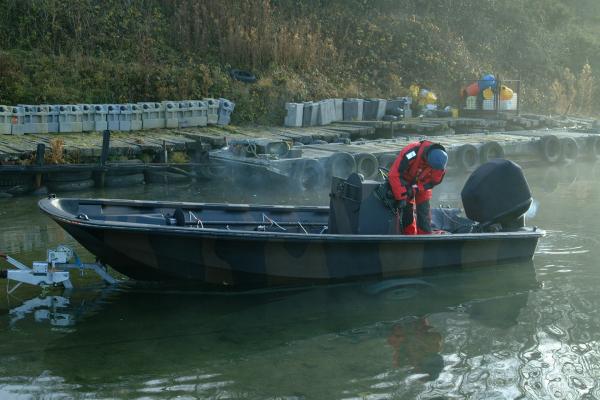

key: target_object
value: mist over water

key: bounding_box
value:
[1,163,600,399]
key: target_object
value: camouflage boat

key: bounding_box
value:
[38,160,543,289]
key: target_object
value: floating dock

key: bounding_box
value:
[0,115,598,195]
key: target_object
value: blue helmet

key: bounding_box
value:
[427,148,448,170]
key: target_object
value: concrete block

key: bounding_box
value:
[302,102,313,127]
[204,98,220,125]
[363,99,387,120]
[0,105,11,134]
[195,100,208,127]
[130,104,142,131]
[107,105,120,131]
[139,102,165,129]
[317,99,335,125]
[284,102,304,127]
[343,98,364,121]
[175,101,190,128]
[58,105,83,133]
[333,98,343,121]
[46,105,60,132]
[79,104,95,131]
[93,104,108,131]
[162,101,178,128]
[178,100,205,127]
[116,104,132,131]
[19,105,50,134]
[217,98,235,126]
[9,106,27,135]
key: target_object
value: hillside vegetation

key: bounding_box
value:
[0,0,598,124]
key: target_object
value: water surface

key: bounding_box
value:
[1,164,600,399]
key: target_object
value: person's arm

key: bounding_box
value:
[416,169,445,192]
[388,154,411,200]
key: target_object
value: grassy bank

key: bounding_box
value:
[0,0,598,124]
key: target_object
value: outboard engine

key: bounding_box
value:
[328,173,396,234]
[461,159,532,231]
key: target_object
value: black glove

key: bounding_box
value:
[395,199,407,209]
[404,184,414,199]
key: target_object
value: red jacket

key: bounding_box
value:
[388,140,446,203]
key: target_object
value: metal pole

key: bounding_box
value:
[35,143,45,188]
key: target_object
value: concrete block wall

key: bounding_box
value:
[0,98,235,134]
[286,96,414,126]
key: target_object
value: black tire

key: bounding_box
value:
[539,135,562,164]
[560,137,579,162]
[195,163,230,180]
[479,141,505,163]
[46,170,93,182]
[48,179,95,192]
[0,173,33,187]
[326,152,356,178]
[377,153,396,170]
[585,136,600,161]
[230,69,257,84]
[456,144,479,171]
[292,159,325,191]
[104,173,145,188]
[354,152,379,180]
[145,171,191,184]
[106,159,145,176]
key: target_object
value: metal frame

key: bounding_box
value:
[1,246,118,294]
[459,76,521,118]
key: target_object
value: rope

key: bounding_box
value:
[298,221,308,235]
[188,211,204,228]
[262,214,286,231]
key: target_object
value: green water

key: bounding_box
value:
[1,163,600,399]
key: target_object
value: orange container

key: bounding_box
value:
[464,81,480,97]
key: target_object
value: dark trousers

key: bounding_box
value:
[401,200,432,234]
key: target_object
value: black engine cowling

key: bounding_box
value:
[461,159,532,231]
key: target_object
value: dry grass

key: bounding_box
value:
[551,64,595,116]
[171,0,337,70]
[170,151,189,164]
[45,138,65,164]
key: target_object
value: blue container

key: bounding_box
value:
[480,74,497,90]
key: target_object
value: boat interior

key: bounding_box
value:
[51,198,476,235]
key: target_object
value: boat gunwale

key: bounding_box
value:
[39,198,545,242]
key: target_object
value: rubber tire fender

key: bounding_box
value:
[292,158,325,191]
[455,144,479,171]
[46,170,93,182]
[0,173,34,187]
[479,141,505,163]
[145,171,191,184]
[354,152,379,180]
[104,173,145,188]
[326,152,356,179]
[376,153,396,170]
[585,136,600,161]
[539,135,562,164]
[230,69,257,84]
[560,137,579,162]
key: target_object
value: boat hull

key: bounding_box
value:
[53,217,541,289]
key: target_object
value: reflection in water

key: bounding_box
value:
[1,262,537,399]
[387,318,443,380]
[2,163,600,398]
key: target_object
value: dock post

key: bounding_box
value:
[99,130,111,187]
[162,140,168,184]
[34,143,45,188]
